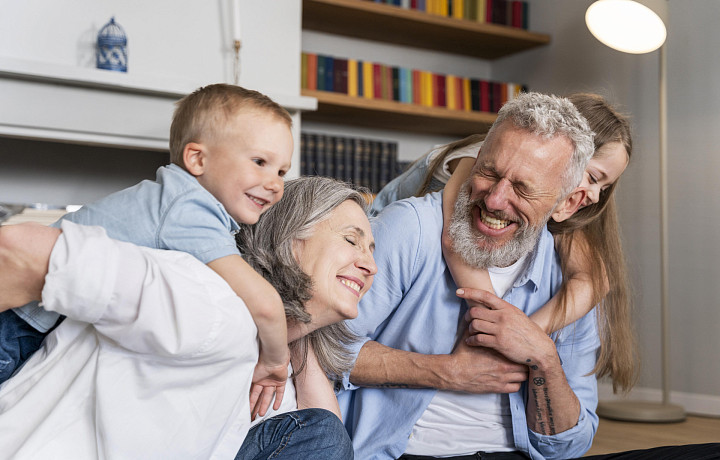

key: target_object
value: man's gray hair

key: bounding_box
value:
[486,92,595,198]
[235,176,368,379]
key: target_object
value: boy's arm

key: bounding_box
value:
[207,255,290,411]
[441,157,494,300]
[530,232,609,333]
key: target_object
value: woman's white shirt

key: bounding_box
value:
[0,222,289,459]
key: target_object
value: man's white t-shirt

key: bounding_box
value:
[404,254,529,456]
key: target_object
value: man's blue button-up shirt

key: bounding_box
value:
[338,192,600,460]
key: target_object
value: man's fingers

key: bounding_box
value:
[456,287,502,309]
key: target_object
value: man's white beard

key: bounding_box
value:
[447,182,548,269]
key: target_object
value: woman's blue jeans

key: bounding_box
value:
[235,408,353,460]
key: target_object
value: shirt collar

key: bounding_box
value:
[511,225,555,293]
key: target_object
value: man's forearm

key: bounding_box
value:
[349,340,450,390]
[525,353,580,435]
[349,339,527,394]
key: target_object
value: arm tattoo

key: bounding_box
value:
[531,380,557,435]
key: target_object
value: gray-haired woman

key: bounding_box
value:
[235,176,377,459]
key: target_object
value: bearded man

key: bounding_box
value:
[337,92,598,460]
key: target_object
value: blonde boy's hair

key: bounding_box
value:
[169,84,293,167]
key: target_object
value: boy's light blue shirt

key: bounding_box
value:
[15,164,241,332]
[338,192,600,460]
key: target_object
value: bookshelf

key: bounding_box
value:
[301,0,550,136]
[302,0,551,60]
[301,89,496,136]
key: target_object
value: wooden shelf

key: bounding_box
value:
[302,0,550,59]
[301,89,497,136]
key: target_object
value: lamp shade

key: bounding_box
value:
[586,0,667,54]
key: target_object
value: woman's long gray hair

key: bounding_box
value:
[235,176,369,379]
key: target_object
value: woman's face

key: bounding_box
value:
[294,200,377,328]
[578,141,629,208]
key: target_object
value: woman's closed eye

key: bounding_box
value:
[344,236,357,246]
[588,173,598,184]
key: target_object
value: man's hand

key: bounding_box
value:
[443,325,528,394]
[0,223,60,311]
[458,288,557,367]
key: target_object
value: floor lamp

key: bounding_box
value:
[585,0,685,422]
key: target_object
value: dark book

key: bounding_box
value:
[369,140,381,193]
[511,1,522,28]
[334,58,348,94]
[300,132,307,175]
[392,66,400,101]
[388,142,398,184]
[373,63,383,100]
[437,73,447,108]
[306,133,318,175]
[357,59,364,97]
[492,0,507,25]
[493,81,502,112]
[470,78,480,111]
[522,1,528,29]
[324,56,335,92]
[316,134,327,176]
[486,0,494,23]
[316,55,326,91]
[343,137,353,182]
[379,141,391,190]
[487,81,495,113]
[480,80,490,112]
[332,136,344,180]
[360,138,372,189]
[353,138,364,186]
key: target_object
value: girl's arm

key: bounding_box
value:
[530,232,608,333]
[441,157,494,302]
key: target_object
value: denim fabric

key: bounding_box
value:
[0,310,49,383]
[580,443,720,460]
[236,408,353,460]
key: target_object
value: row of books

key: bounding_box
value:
[302,52,527,113]
[300,132,405,194]
[364,0,530,29]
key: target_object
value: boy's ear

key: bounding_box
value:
[183,143,206,177]
[552,189,587,222]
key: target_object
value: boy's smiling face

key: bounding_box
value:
[188,109,293,225]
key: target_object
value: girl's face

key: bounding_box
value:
[578,141,629,208]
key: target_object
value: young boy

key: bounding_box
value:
[1,84,293,409]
